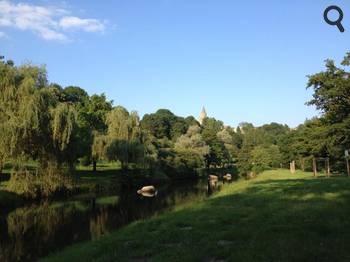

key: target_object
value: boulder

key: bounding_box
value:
[137,185,156,195]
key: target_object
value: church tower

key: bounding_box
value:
[199,107,207,125]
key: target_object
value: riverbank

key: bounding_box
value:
[0,164,121,211]
[42,169,350,262]
[1,178,213,262]
[0,162,237,208]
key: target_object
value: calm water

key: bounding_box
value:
[0,179,226,262]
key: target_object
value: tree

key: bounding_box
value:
[236,122,288,174]
[82,94,113,133]
[251,145,281,173]
[185,116,200,127]
[201,118,230,168]
[174,125,210,174]
[50,102,79,169]
[91,133,107,172]
[217,128,239,164]
[2,65,53,164]
[0,60,80,197]
[174,125,210,171]
[0,59,17,174]
[141,109,189,140]
[260,123,290,145]
[79,94,113,169]
[63,86,88,104]
[306,53,350,171]
[105,107,143,169]
[279,118,329,171]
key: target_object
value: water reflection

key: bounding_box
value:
[0,179,224,262]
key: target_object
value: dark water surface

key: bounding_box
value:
[0,179,225,262]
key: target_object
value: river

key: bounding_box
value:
[0,179,227,262]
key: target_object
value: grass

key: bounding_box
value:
[41,169,350,262]
[75,162,121,192]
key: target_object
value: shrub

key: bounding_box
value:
[6,164,75,199]
[7,169,39,198]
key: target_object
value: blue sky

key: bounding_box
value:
[1,0,350,127]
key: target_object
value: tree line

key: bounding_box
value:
[1,53,350,197]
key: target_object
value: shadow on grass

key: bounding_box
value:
[43,176,350,262]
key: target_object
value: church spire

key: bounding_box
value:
[199,107,207,125]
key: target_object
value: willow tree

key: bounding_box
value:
[105,106,144,169]
[106,106,141,140]
[63,90,113,168]
[0,59,79,197]
[0,61,50,173]
[0,61,49,162]
[0,123,8,174]
[0,59,20,173]
[91,133,108,172]
[6,63,78,168]
[50,103,78,170]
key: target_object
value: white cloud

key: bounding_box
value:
[0,1,107,41]
[59,16,105,32]
[39,27,66,41]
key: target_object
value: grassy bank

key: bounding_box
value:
[0,162,170,211]
[42,170,350,262]
[75,163,121,192]
[0,163,120,211]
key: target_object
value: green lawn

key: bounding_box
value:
[41,170,350,262]
[75,162,121,192]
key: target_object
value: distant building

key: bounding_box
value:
[199,107,207,125]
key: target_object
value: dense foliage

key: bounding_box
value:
[278,53,350,172]
[1,52,350,198]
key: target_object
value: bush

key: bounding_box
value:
[6,164,75,199]
[39,165,75,198]
[7,169,38,198]
[252,165,269,175]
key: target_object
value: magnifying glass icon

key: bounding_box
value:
[324,5,345,32]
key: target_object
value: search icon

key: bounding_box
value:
[324,5,345,32]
